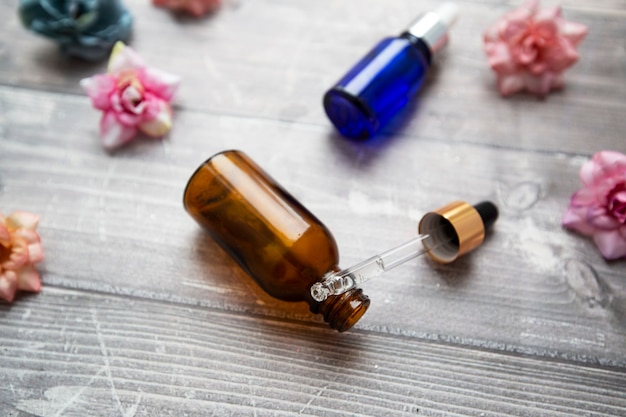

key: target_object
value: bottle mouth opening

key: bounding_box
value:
[311,288,371,332]
[338,294,370,332]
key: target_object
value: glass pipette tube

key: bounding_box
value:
[310,233,443,302]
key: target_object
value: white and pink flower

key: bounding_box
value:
[563,151,626,260]
[0,211,44,302]
[152,0,221,17]
[80,42,180,150]
[483,0,588,96]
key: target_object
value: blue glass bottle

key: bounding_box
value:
[324,4,458,140]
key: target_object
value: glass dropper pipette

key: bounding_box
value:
[311,233,442,302]
[310,201,499,302]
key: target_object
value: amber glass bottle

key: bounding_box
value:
[183,150,370,332]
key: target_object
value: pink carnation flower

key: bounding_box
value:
[563,151,626,260]
[152,0,221,17]
[483,0,588,96]
[0,211,44,302]
[80,42,181,150]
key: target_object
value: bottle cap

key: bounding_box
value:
[406,3,459,54]
[418,201,498,263]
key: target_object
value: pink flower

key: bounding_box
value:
[483,0,588,96]
[152,0,221,17]
[0,211,44,302]
[563,151,626,260]
[80,42,181,150]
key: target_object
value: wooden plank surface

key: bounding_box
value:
[1,0,625,415]
[1,0,625,154]
[2,85,625,365]
[2,288,626,417]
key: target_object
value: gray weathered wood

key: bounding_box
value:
[1,0,625,415]
[1,0,624,154]
[1,288,625,417]
[2,85,625,366]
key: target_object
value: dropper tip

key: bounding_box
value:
[310,282,330,302]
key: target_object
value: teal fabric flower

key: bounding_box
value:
[19,0,133,61]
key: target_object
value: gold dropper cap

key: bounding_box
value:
[418,201,498,263]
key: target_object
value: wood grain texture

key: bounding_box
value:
[2,85,625,366]
[1,0,625,415]
[2,288,626,417]
[1,0,625,154]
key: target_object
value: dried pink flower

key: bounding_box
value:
[563,151,626,260]
[0,211,44,302]
[152,0,221,17]
[483,0,588,96]
[80,42,181,150]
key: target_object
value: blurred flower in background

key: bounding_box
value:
[152,0,221,17]
[563,151,626,260]
[19,0,133,61]
[80,42,181,149]
[483,0,587,96]
[0,212,44,303]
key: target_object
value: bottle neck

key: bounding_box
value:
[307,288,370,332]
[400,32,432,65]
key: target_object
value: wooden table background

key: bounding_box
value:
[1,0,625,415]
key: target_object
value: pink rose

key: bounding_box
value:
[563,151,626,260]
[483,0,588,96]
[80,42,181,150]
[0,211,44,302]
[152,0,221,17]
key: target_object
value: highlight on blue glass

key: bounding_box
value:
[323,3,459,140]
